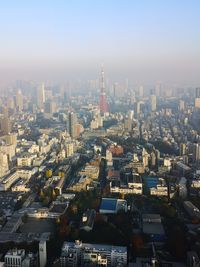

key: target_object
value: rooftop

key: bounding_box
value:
[100,198,127,213]
[100,198,117,211]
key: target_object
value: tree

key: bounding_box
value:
[102,185,110,197]
[132,234,144,251]
[91,198,101,210]
[119,193,125,200]
[56,217,61,224]
[167,225,186,259]
[58,215,71,237]
[40,190,45,199]
[52,189,57,201]
[70,204,78,214]
[94,213,105,223]
[43,196,50,206]
[22,213,28,223]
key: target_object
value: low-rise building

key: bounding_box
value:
[150,178,168,197]
[99,198,127,214]
[176,162,191,176]
[0,169,35,191]
[0,172,19,191]
[110,172,143,195]
[107,170,120,181]
[17,154,36,167]
[11,179,30,192]
[4,249,38,267]
[191,179,200,188]
[1,214,22,233]
[178,177,187,198]
[142,214,165,242]
[79,165,99,180]
[60,240,127,267]
[183,201,200,222]
[80,209,96,232]
[4,249,25,267]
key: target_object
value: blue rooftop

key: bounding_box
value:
[100,198,117,211]
[145,177,159,189]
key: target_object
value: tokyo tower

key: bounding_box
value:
[99,66,109,113]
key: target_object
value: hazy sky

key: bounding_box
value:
[0,0,200,86]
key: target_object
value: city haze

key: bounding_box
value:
[0,0,200,86]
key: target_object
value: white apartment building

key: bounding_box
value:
[60,240,127,267]
[150,178,168,196]
[4,249,25,267]
[66,143,74,157]
[17,154,36,167]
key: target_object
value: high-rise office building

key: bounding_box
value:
[113,82,117,98]
[0,116,11,135]
[128,110,134,120]
[194,87,200,108]
[155,82,161,97]
[139,85,144,98]
[15,90,23,111]
[124,118,132,131]
[7,97,15,110]
[195,98,200,109]
[2,106,9,117]
[196,88,200,98]
[44,100,56,114]
[150,95,157,112]
[192,143,200,162]
[179,100,185,111]
[180,143,187,156]
[66,143,74,157]
[68,112,77,139]
[5,133,17,146]
[36,83,45,109]
[134,101,141,117]
[76,123,84,137]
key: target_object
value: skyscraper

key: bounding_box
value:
[15,90,23,111]
[0,116,11,135]
[179,100,185,111]
[192,143,200,162]
[195,88,200,109]
[150,95,157,112]
[139,85,144,98]
[5,133,17,146]
[45,100,56,114]
[196,88,200,98]
[195,98,200,109]
[68,112,77,139]
[36,83,45,109]
[180,143,187,156]
[99,67,109,113]
[155,82,161,97]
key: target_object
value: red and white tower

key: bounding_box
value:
[99,66,109,113]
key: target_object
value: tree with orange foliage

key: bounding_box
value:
[58,215,71,237]
[132,234,144,251]
[119,193,125,200]
[102,184,110,197]
[70,204,78,214]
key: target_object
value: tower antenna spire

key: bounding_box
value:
[99,65,108,113]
